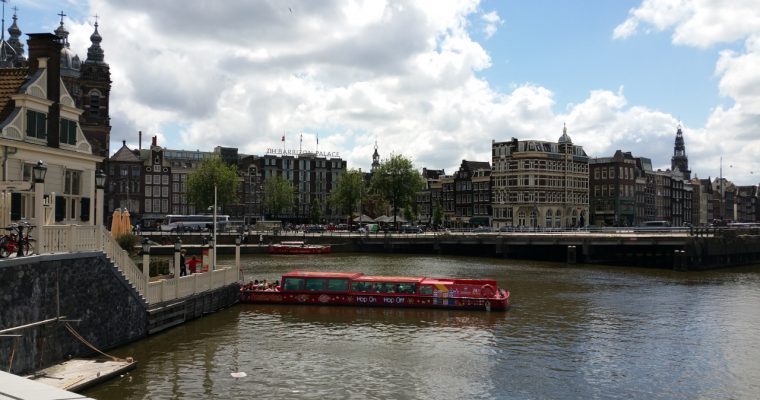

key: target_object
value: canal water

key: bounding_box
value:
[85,254,760,399]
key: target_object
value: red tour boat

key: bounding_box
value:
[267,241,332,254]
[240,271,510,311]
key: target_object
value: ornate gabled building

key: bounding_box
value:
[491,125,589,228]
[0,32,102,228]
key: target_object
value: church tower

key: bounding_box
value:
[371,140,380,172]
[671,124,690,179]
[79,19,112,159]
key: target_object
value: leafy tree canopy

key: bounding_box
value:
[264,175,294,217]
[328,169,366,220]
[186,156,239,211]
[369,154,425,223]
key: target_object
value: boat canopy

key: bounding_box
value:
[353,275,425,283]
[282,271,364,279]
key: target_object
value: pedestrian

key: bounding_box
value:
[179,249,187,276]
[188,255,200,274]
[259,234,263,246]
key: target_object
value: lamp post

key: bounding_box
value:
[32,161,47,255]
[235,235,241,280]
[174,237,182,299]
[95,169,106,227]
[142,237,151,290]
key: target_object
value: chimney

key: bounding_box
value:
[139,130,142,150]
[27,33,63,149]
[152,136,157,147]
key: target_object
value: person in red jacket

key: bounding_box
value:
[187,255,201,274]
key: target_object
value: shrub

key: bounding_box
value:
[116,233,140,255]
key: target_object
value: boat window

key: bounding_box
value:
[326,279,348,292]
[282,278,304,291]
[419,285,433,295]
[305,278,326,291]
[351,282,369,293]
[397,283,416,294]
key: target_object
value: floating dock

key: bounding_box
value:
[25,358,137,393]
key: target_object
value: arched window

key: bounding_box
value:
[545,209,553,227]
[88,89,102,117]
[555,209,562,228]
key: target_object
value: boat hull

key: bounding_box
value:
[267,244,332,254]
[240,290,510,311]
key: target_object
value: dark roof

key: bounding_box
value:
[0,67,28,117]
[461,160,490,171]
[110,141,141,162]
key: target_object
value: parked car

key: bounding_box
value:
[472,226,492,233]
[400,225,423,233]
[305,224,326,233]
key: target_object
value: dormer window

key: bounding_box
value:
[60,119,77,145]
[26,110,47,140]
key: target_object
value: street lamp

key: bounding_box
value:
[141,237,151,286]
[32,161,47,255]
[95,169,106,227]
[95,169,106,189]
[32,160,47,183]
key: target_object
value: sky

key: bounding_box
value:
[8,0,760,185]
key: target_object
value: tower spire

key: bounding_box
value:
[671,124,690,179]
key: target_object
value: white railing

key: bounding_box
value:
[146,266,237,304]
[37,225,240,305]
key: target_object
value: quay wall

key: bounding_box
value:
[0,253,147,375]
[0,253,240,375]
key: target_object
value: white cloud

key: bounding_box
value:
[613,0,760,184]
[613,0,760,48]
[481,11,503,39]
[49,0,756,185]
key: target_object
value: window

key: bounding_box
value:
[89,92,101,117]
[64,170,81,195]
[60,119,77,145]
[283,278,305,291]
[326,279,348,292]
[305,278,326,291]
[26,110,47,139]
[419,285,433,295]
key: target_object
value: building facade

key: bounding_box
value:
[589,150,637,226]
[1,32,103,228]
[491,125,589,229]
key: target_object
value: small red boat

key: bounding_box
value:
[268,241,332,254]
[240,271,510,311]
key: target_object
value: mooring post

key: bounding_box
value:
[567,245,577,264]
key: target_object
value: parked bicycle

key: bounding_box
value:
[0,222,35,258]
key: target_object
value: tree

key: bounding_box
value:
[264,175,294,218]
[187,156,239,212]
[369,154,425,227]
[433,200,443,227]
[310,198,322,224]
[328,169,366,222]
